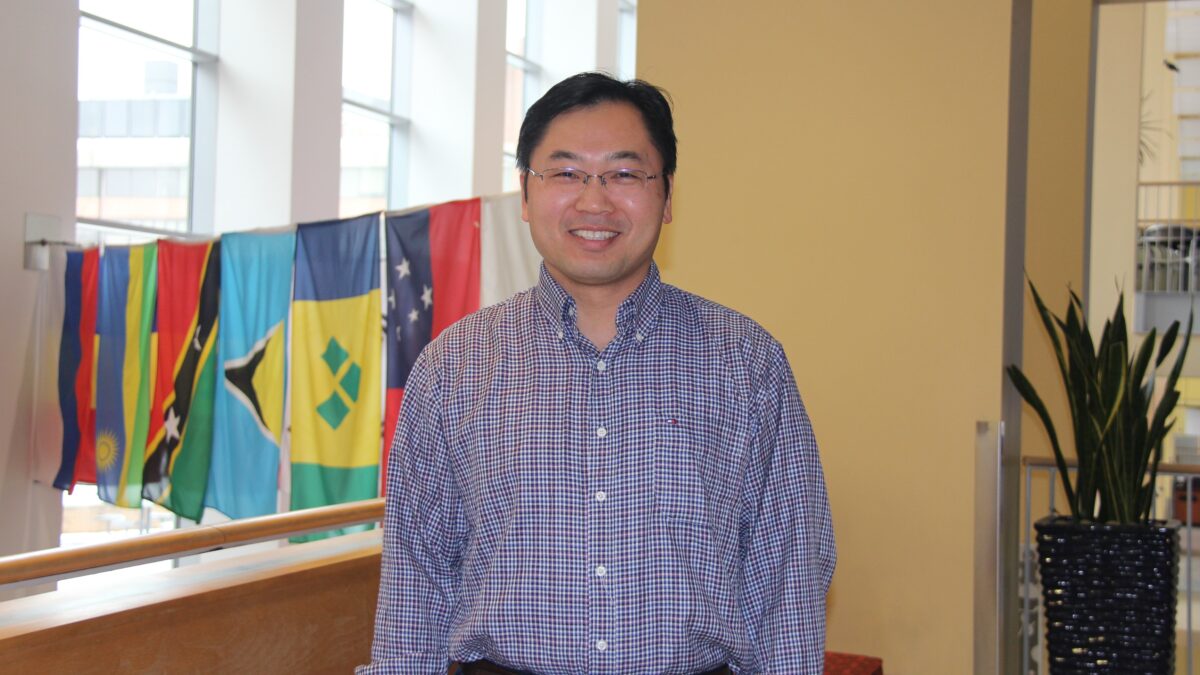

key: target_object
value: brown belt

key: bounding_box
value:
[452,660,731,675]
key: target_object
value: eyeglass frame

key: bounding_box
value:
[525,167,661,191]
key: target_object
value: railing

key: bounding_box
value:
[1021,457,1199,675]
[0,498,384,588]
[1136,181,1200,294]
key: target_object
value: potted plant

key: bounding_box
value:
[1007,281,1191,674]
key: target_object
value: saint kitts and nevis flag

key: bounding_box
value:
[94,244,159,508]
[290,214,382,541]
[143,240,221,521]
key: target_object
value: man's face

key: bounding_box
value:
[521,101,673,300]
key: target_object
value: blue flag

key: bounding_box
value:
[54,250,85,491]
[207,231,295,519]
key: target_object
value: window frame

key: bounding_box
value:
[76,1,218,237]
[339,0,414,214]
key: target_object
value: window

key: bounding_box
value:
[617,0,638,81]
[340,0,413,217]
[76,1,216,235]
[503,0,544,193]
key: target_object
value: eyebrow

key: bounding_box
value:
[546,150,646,164]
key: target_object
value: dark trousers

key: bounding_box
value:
[453,660,731,675]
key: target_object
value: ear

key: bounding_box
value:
[520,172,530,222]
[661,175,673,225]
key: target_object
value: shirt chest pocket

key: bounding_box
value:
[653,415,708,523]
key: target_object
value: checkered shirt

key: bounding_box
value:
[359,263,836,675]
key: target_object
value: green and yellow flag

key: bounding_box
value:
[95,244,158,508]
[290,215,381,541]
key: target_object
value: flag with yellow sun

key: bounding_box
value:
[94,244,158,508]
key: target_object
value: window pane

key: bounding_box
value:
[342,0,395,111]
[618,4,638,81]
[507,0,527,56]
[129,100,157,137]
[503,154,520,193]
[79,100,104,137]
[78,25,192,231]
[340,105,390,217]
[504,63,526,158]
[80,0,195,47]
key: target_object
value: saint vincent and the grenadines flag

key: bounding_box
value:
[207,231,294,520]
[383,193,539,490]
[94,244,158,508]
[54,248,99,492]
[291,214,381,540]
[143,240,220,521]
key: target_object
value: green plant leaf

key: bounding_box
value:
[1007,364,1078,513]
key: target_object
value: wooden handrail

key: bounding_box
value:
[1022,455,1200,476]
[0,498,384,587]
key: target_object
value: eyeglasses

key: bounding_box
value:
[527,167,659,193]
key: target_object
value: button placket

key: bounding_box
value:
[587,342,615,668]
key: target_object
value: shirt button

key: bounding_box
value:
[596,426,607,438]
[557,330,564,340]
[595,490,607,502]
[596,360,606,372]
[595,565,607,577]
[596,640,607,652]
[635,332,644,342]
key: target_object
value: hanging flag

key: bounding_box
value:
[382,193,538,487]
[208,231,295,520]
[94,244,158,508]
[76,248,100,487]
[291,214,382,540]
[383,199,481,487]
[54,248,100,492]
[143,240,220,521]
[480,191,541,307]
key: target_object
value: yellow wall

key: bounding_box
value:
[639,2,1016,671]
[1089,4,1144,342]
[1020,1,1093,529]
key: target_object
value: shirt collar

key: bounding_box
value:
[535,262,664,340]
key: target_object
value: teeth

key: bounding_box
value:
[573,230,617,241]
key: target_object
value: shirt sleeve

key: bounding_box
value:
[357,351,466,675]
[738,343,836,674]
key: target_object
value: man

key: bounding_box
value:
[360,73,835,675]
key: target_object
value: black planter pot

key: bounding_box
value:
[1034,515,1180,674]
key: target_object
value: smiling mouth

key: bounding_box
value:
[571,229,618,241]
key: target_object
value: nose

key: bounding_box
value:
[574,175,614,213]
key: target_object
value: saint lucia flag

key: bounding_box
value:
[144,240,220,521]
[95,244,158,508]
[54,248,99,492]
[383,193,538,489]
[208,231,294,520]
[291,214,381,540]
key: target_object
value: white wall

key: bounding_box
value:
[212,0,342,232]
[0,0,78,598]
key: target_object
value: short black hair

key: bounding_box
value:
[516,72,677,180]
